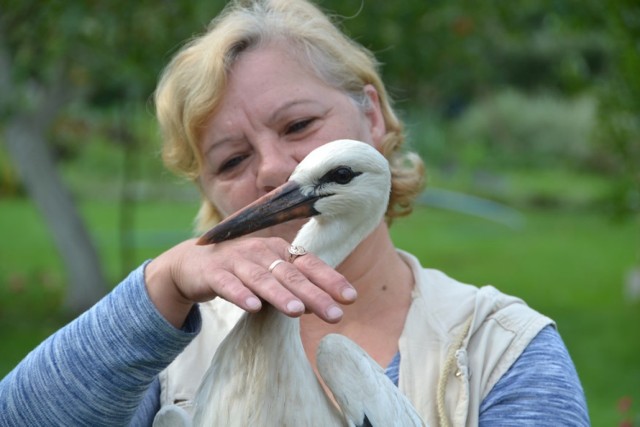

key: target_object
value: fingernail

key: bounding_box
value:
[341,287,357,301]
[246,297,262,310]
[287,300,305,314]
[326,305,344,321]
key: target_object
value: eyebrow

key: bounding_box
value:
[206,135,240,155]
[207,99,322,152]
[267,99,321,124]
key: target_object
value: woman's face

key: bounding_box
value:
[200,42,385,241]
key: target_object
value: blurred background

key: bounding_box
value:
[0,0,638,424]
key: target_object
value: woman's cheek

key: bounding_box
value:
[202,182,230,219]
[209,181,258,219]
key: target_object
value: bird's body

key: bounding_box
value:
[187,140,424,426]
[192,305,342,425]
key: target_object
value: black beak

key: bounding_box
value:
[197,181,322,245]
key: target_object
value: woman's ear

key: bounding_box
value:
[363,84,386,150]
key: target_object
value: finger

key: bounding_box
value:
[205,269,263,313]
[291,254,357,304]
[234,260,307,317]
[269,260,346,323]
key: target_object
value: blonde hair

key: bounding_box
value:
[155,0,425,231]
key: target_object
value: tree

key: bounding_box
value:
[0,1,224,312]
[0,11,107,312]
[595,0,640,218]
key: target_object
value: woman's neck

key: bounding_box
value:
[337,222,414,310]
[300,222,415,367]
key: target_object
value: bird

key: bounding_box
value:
[187,139,424,426]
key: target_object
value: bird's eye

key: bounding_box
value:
[323,166,358,185]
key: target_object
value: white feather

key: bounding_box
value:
[317,334,424,427]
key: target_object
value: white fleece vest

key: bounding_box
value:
[157,250,552,426]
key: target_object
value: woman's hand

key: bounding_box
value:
[144,237,357,328]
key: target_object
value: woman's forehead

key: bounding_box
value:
[207,46,338,125]
[226,41,328,94]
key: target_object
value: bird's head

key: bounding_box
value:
[197,139,390,265]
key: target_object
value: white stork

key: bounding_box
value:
[156,140,424,426]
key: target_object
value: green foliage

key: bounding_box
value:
[405,89,605,173]
[322,0,610,104]
[2,0,637,216]
[0,142,23,196]
[447,90,597,170]
[1,0,227,104]
[592,0,640,217]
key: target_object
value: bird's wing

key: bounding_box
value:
[317,334,426,427]
[153,404,193,427]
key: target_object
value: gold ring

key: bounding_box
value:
[268,259,286,273]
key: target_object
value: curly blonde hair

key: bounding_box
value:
[155,0,425,232]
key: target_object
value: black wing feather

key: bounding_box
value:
[358,414,373,427]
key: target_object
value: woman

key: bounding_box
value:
[0,0,589,425]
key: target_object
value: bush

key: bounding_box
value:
[447,90,597,170]
[0,143,26,197]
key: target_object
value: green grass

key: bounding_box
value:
[1,197,638,425]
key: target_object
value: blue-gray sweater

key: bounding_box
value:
[0,263,590,426]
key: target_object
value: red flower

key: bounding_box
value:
[618,396,633,414]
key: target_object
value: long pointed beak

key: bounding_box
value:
[197,181,322,245]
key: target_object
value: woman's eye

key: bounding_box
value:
[285,118,314,135]
[218,155,247,173]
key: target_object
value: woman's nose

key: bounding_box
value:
[255,142,298,193]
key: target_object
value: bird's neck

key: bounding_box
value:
[294,214,377,268]
[300,222,414,367]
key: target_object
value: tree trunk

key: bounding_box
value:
[4,115,108,312]
[0,26,107,313]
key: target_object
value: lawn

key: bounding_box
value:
[0,196,638,425]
